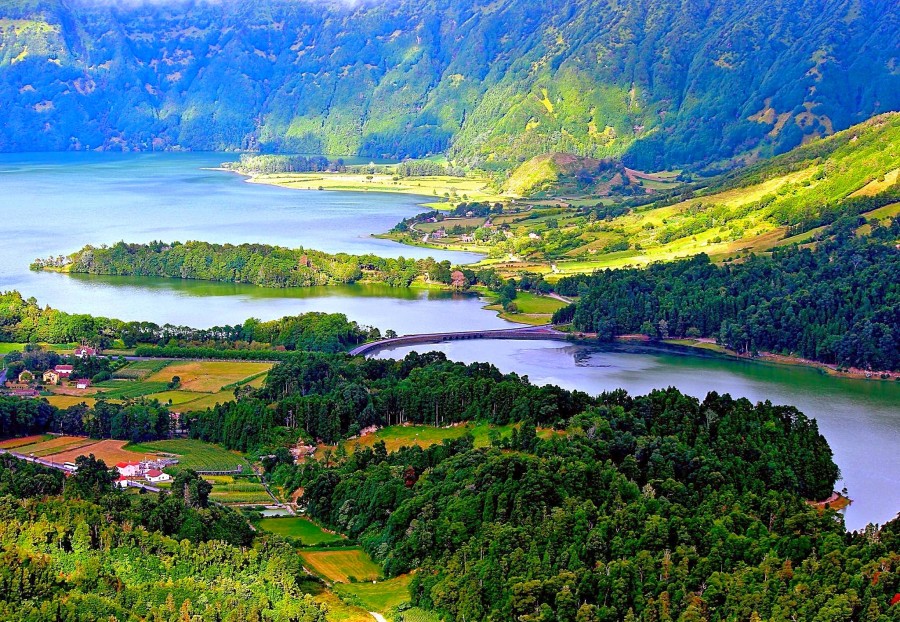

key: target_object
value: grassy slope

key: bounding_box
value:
[492,113,900,277]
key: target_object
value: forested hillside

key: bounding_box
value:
[0,455,327,621]
[553,216,900,371]
[1,0,897,170]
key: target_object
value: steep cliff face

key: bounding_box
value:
[1,0,897,170]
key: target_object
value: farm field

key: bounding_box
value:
[52,439,151,465]
[299,581,374,622]
[0,434,53,449]
[299,547,382,583]
[127,439,247,473]
[0,435,151,464]
[331,422,563,456]
[1,435,96,458]
[145,361,272,392]
[334,574,412,614]
[93,380,170,399]
[43,395,97,409]
[205,474,271,504]
[112,360,170,379]
[256,517,345,545]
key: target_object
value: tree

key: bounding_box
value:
[172,469,212,509]
[67,454,115,501]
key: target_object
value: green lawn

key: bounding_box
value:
[334,574,412,613]
[257,517,345,545]
[127,439,247,472]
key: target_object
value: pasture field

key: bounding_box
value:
[167,392,235,412]
[331,422,563,456]
[299,547,382,583]
[145,361,271,393]
[43,395,97,409]
[127,439,247,472]
[334,574,412,614]
[256,517,345,545]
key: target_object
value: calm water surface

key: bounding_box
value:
[0,152,499,330]
[376,340,900,531]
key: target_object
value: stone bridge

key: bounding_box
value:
[349,324,567,357]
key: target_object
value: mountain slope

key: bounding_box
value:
[0,0,898,170]
[481,113,900,268]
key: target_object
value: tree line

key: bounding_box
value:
[0,290,377,352]
[553,216,900,371]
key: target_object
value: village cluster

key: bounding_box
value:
[112,458,176,488]
[2,345,97,398]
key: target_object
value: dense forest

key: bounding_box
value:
[1,0,897,170]
[184,350,900,621]
[0,290,377,352]
[553,217,900,371]
[0,454,327,621]
[37,241,427,289]
[0,333,898,619]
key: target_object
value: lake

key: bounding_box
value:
[2,152,898,532]
[0,152,506,331]
[375,339,900,531]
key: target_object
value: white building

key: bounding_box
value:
[145,469,171,483]
[115,461,142,477]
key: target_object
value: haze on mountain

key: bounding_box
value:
[1,0,898,172]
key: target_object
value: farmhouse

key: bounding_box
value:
[116,461,142,477]
[75,379,91,390]
[55,365,74,377]
[74,346,96,358]
[43,369,61,384]
[18,370,34,384]
[114,476,130,489]
[145,469,171,483]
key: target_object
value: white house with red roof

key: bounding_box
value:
[55,365,74,377]
[115,461,142,477]
[75,379,91,390]
[114,476,130,489]
[74,346,97,359]
[145,469,171,483]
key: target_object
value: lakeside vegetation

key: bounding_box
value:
[553,216,900,372]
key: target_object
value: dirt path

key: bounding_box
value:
[369,613,387,622]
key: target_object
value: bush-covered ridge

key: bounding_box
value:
[1,0,897,171]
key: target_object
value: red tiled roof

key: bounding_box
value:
[115,461,140,468]
[55,365,73,371]
[146,469,163,477]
